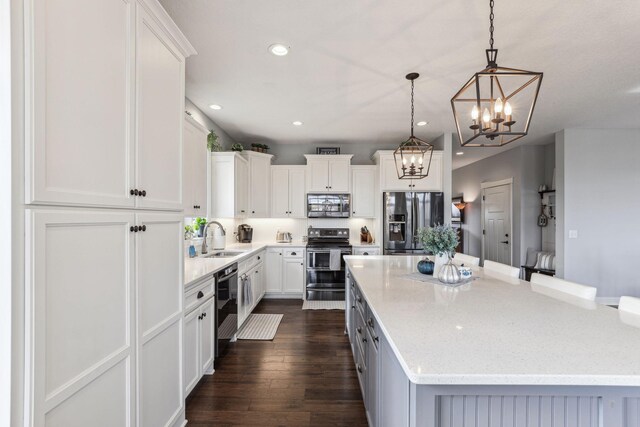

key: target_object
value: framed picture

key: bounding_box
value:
[316,147,340,155]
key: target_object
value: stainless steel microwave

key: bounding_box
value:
[307,193,351,218]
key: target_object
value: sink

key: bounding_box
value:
[200,250,246,259]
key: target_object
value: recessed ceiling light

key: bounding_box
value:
[268,44,289,56]
[209,104,223,110]
[416,121,427,126]
[292,121,303,126]
[456,151,464,156]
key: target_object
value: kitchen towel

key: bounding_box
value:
[329,249,342,271]
[243,275,253,307]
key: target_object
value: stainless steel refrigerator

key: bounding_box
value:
[383,192,444,255]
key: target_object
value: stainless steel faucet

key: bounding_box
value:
[201,221,225,254]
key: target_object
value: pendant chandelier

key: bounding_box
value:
[451,0,543,147]
[394,73,434,180]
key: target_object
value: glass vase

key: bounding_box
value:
[437,254,462,285]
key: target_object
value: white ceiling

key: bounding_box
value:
[160,0,640,168]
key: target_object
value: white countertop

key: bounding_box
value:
[184,241,307,287]
[345,255,640,386]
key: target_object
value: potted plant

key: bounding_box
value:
[207,130,222,152]
[192,217,208,237]
[184,224,194,240]
[417,224,461,284]
[262,144,270,153]
[251,143,259,152]
[231,143,244,152]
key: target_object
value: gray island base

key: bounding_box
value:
[344,255,640,427]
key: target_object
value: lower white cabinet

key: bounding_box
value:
[26,209,184,427]
[353,247,380,256]
[265,247,305,296]
[238,251,266,327]
[183,292,214,396]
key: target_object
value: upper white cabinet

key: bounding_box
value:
[374,151,443,192]
[270,166,306,218]
[25,0,195,211]
[351,166,376,218]
[241,151,273,218]
[305,155,352,193]
[183,115,208,217]
[209,152,249,218]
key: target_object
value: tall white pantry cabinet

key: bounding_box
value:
[23,0,195,426]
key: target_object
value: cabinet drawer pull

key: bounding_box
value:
[356,364,362,373]
[202,312,206,318]
[351,305,355,309]
[374,336,379,342]
[357,296,362,303]
[362,337,367,343]
[197,291,204,299]
[356,327,362,334]
[198,315,202,320]
[291,252,297,256]
[367,318,374,327]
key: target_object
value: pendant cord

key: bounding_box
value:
[489,0,495,49]
[410,79,415,137]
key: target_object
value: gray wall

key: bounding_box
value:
[557,129,640,300]
[452,145,546,267]
[184,98,237,149]
[544,141,555,188]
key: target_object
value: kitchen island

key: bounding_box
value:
[344,255,640,427]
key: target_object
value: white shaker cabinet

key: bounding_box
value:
[283,256,305,294]
[26,210,136,427]
[242,151,273,217]
[304,155,353,193]
[136,212,184,427]
[266,248,284,293]
[209,152,249,218]
[25,0,194,211]
[374,151,443,192]
[182,115,209,217]
[26,209,184,427]
[270,166,307,218]
[351,166,376,218]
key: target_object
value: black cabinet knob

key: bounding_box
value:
[356,327,362,334]
[203,312,206,318]
[374,336,379,342]
[197,291,204,299]
[132,226,139,232]
[291,252,297,256]
[198,315,202,320]
[140,190,146,197]
[130,226,135,232]
[362,337,367,343]
[141,225,146,232]
[363,252,369,255]
[257,256,261,260]
[252,211,255,214]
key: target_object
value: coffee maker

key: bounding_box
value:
[236,224,253,243]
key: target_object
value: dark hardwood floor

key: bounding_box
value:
[185,299,368,427]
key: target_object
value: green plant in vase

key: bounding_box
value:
[231,143,244,152]
[417,225,461,284]
[192,217,208,237]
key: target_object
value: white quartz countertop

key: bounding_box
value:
[345,255,640,386]
[184,241,306,287]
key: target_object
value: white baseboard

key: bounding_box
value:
[596,297,620,306]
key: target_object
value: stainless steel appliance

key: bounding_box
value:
[214,263,238,362]
[383,192,444,255]
[276,230,292,243]
[306,227,352,300]
[236,224,253,243]
[307,193,351,218]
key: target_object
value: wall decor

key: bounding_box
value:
[316,147,340,155]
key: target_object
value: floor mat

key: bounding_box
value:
[237,313,284,340]
[302,300,345,310]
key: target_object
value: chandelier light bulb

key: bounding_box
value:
[418,156,423,165]
[482,108,491,123]
[504,101,512,116]
[402,157,407,165]
[471,105,479,120]
[495,98,503,113]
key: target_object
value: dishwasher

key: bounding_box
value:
[214,263,238,361]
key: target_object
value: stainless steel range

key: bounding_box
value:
[305,227,352,301]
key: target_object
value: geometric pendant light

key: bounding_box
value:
[394,73,434,179]
[451,0,543,147]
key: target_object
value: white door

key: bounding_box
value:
[351,167,376,218]
[283,258,305,294]
[288,168,307,218]
[27,209,135,427]
[483,183,512,265]
[199,298,215,373]
[307,159,329,192]
[328,159,350,192]
[183,308,200,395]
[248,156,271,217]
[235,156,249,217]
[271,168,290,217]
[183,116,208,217]
[27,0,134,208]
[266,249,283,292]
[135,6,184,211]
[136,212,184,427]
